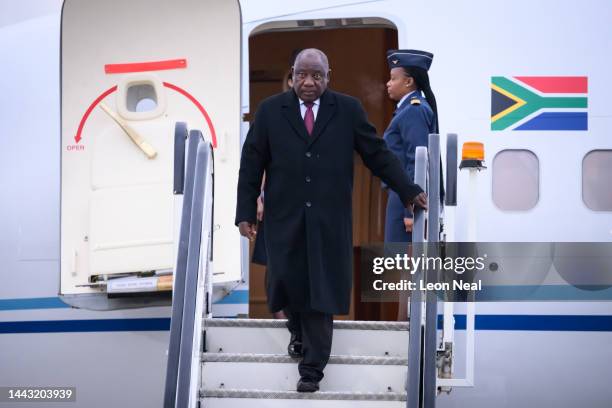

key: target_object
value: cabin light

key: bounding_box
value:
[459,142,487,170]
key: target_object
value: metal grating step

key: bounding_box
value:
[201,356,406,393]
[204,320,409,357]
[202,352,408,366]
[200,389,407,401]
[203,318,409,331]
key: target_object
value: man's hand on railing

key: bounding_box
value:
[238,221,257,241]
[408,192,428,211]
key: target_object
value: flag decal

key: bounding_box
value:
[491,76,588,131]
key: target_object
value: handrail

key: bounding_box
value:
[406,134,443,408]
[423,134,441,408]
[164,125,199,408]
[445,134,458,207]
[173,123,187,195]
[164,126,214,408]
[406,145,428,408]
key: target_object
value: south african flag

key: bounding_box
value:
[491,76,588,131]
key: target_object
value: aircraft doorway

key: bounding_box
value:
[247,19,399,321]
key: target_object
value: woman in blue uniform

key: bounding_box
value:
[383,49,439,243]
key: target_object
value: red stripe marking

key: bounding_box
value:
[163,82,218,148]
[73,82,217,148]
[74,85,117,143]
[104,59,187,74]
[514,76,588,93]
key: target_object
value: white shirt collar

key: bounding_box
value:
[298,97,320,120]
[299,98,320,106]
[397,90,417,108]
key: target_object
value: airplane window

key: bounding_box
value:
[583,150,612,211]
[126,83,158,112]
[492,150,539,211]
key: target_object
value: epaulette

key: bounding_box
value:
[410,97,421,106]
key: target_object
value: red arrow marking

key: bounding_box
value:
[74,85,117,143]
[73,82,217,148]
[163,82,217,148]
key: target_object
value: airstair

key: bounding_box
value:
[163,125,472,408]
[200,317,409,407]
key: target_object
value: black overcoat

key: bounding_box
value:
[235,89,422,314]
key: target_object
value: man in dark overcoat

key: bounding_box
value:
[235,48,427,392]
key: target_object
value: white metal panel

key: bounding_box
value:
[89,185,174,274]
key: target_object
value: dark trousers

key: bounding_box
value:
[284,308,333,381]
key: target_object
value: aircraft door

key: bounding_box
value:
[60,0,241,299]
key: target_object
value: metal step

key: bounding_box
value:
[203,318,409,358]
[200,389,406,408]
[201,353,406,393]
[203,318,409,331]
[202,353,408,365]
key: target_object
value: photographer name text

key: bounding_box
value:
[372,279,482,292]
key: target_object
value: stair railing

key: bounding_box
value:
[406,143,428,408]
[407,132,470,408]
[164,124,215,408]
[406,133,442,408]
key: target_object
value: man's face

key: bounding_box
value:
[292,54,329,102]
[386,67,413,102]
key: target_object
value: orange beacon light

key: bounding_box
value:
[459,142,486,170]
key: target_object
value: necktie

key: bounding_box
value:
[304,102,314,135]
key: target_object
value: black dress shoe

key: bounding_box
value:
[297,378,319,392]
[287,332,303,358]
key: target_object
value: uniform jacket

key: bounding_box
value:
[383,92,435,218]
[235,89,422,314]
